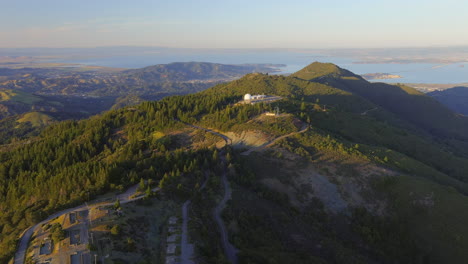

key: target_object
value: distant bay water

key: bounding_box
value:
[55,50,468,84]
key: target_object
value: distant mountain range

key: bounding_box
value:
[0,62,281,136]
[0,62,282,97]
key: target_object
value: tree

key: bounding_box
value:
[114,199,121,210]
[138,178,146,192]
[126,237,136,252]
[300,102,306,112]
[145,185,152,197]
[110,224,121,236]
[50,223,66,244]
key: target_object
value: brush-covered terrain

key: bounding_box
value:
[2,62,468,264]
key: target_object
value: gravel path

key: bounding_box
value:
[241,123,309,155]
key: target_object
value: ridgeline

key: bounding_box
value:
[2,62,468,263]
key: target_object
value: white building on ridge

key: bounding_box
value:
[244,94,266,101]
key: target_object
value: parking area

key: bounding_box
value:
[39,239,53,255]
[69,230,81,245]
[70,253,81,264]
[69,213,77,224]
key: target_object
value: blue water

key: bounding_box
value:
[56,50,468,84]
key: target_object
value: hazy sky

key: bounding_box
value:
[0,0,467,49]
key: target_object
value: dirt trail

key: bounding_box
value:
[241,123,309,155]
[361,107,378,116]
[177,119,232,146]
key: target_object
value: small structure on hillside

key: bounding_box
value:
[265,106,280,116]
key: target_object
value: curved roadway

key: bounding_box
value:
[180,172,210,264]
[178,119,238,263]
[213,157,238,264]
[14,184,157,264]
[176,120,232,146]
[241,123,309,155]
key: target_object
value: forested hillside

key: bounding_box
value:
[3,62,468,263]
[0,62,280,145]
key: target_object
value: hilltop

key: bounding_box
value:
[3,62,468,263]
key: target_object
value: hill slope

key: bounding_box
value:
[3,62,468,263]
[428,86,468,115]
[292,62,468,157]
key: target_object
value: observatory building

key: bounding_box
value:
[244,94,266,101]
[241,93,282,105]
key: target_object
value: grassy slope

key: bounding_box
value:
[0,89,42,104]
[17,112,55,127]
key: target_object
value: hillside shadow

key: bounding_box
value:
[321,78,468,140]
[428,86,468,116]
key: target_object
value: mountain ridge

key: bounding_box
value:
[2,62,468,263]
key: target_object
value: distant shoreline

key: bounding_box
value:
[404,82,468,93]
[362,73,402,80]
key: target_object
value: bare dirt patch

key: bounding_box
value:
[224,130,272,148]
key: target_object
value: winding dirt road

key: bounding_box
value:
[178,120,238,263]
[241,123,309,155]
[175,119,232,146]
[360,107,378,116]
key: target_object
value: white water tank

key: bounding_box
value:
[244,94,252,100]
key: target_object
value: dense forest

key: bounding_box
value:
[2,62,468,263]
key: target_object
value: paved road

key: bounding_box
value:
[213,158,238,264]
[180,200,194,264]
[180,174,208,264]
[241,123,309,155]
[14,184,157,264]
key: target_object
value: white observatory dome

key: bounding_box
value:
[244,94,252,100]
